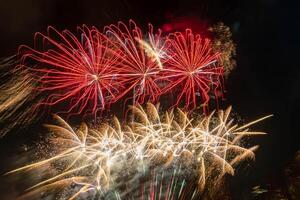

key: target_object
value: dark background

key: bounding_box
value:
[0,0,299,199]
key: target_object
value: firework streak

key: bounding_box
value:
[18,20,223,116]
[6,103,272,199]
[1,19,270,200]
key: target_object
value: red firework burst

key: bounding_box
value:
[19,26,123,116]
[17,20,224,117]
[161,29,224,111]
[104,20,168,104]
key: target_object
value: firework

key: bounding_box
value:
[6,103,272,199]
[105,20,168,105]
[209,22,236,76]
[161,29,224,112]
[0,56,40,137]
[18,26,123,117]
[10,20,226,118]
[105,168,200,200]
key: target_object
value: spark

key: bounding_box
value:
[105,20,168,104]
[161,29,224,112]
[13,20,225,117]
[18,25,123,116]
[6,103,272,199]
[0,57,40,137]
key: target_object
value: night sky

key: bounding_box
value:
[0,0,299,199]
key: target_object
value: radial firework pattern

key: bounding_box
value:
[15,20,224,117]
[18,26,123,116]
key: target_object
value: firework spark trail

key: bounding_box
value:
[104,20,168,105]
[6,103,272,199]
[18,25,123,116]
[118,168,200,200]
[0,57,40,136]
[160,29,224,112]
[209,22,236,76]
